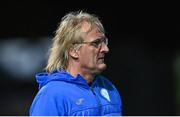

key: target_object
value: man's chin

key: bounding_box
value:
[90,63,107,74]
[97,63,107,72]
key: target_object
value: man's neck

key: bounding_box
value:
[66,65,95,84]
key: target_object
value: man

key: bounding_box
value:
[29,11,123,116]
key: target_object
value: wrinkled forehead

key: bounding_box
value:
[80,21,104,35]
[79,22,105,42]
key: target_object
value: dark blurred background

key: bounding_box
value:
[0,1,179,115]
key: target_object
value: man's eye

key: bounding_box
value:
[91,40,101,46]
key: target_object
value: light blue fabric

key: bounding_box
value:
[29,70,123,116]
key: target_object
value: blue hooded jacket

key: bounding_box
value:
[29,70,122,116]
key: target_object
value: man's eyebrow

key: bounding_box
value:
[97,36,106,39]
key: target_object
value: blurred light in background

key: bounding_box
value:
[0,37,51,81]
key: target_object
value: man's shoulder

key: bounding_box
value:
[38,80,72,95]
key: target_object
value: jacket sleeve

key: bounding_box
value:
[29,93,66,116]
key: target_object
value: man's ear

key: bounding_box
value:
[69,48,79,59]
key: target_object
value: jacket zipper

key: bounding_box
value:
[90,87,102,115]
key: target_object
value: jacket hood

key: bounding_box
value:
[36,70,90,89]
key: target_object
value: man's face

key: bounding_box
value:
[78,22,109,74]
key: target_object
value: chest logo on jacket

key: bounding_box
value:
[75,98,84,105]
[100,88,110,102]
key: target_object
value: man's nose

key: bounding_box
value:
[100,43,109,53]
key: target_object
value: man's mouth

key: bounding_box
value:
[98,55,105,59]
[98,57,105,63]
[98,57,104,59]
